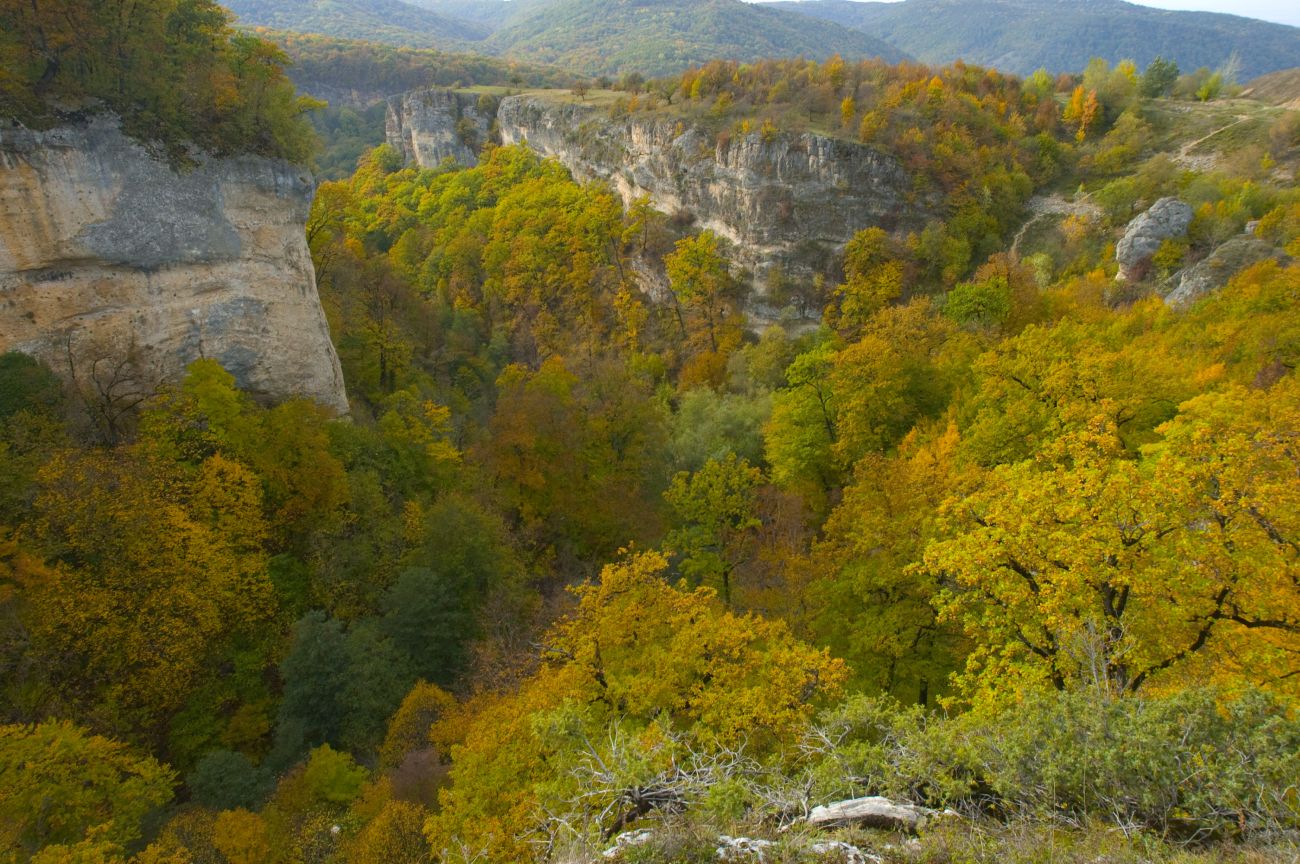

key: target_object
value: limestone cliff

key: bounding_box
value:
[0,116,348,413]
[385,89,495,168]
[386,89,926,303]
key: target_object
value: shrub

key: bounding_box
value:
[301,745,367,807]
[801,688,1300,840]
[0,353,62,420]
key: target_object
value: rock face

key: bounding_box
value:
[1165,236,1289,309]
[0,116,348,413]
[385,89,494,168]
[386,88,926,304]
[1116,197,1194,281]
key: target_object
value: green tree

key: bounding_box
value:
[1139,56,1179,98]
[945,275,1012,331]
[664,454,764,605]
[380,568,475,686]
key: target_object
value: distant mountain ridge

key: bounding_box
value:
[224,0,905,75]
[221,0,1300,80]
[483,0,906,76]
[222,0,489,48]
[772,0,1300,80]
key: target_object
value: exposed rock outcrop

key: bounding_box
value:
[0,116,348,413]
[807,796,939,832]
[385,88,928,307]
[1165,236,1290,309]
[385,89,494,168]
[495,97,923,294]
[1116,197,1194,281]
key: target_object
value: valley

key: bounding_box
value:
[0,1,1298,863]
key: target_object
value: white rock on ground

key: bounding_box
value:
[807,796,938,832]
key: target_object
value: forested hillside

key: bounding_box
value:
[262,30,581,177]
[481,0,905,77]
[0,0,317,161]
[220,0,906,76]
[2,10,1300,864]
[776,0,1300,80]
[223,0,489,48]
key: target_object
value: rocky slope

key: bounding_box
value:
[389,89,926,304]
[0,116,348,413]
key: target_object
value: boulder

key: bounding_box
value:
[1116,197,1194,280]
[807,796,936,832]
[1165,236,1290,309]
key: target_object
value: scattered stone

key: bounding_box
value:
[602,828,654,859]
[808,796,938,832]
[1165,236,1290,309]
[716,835,774,861]
[1116,197,1194,281]
[810,839,881,863]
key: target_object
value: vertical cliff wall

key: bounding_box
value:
[384,87,929,303]
[495,96,922,288]
[385,89,495,168]
[0,116,348,413]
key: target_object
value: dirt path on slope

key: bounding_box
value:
[1174,114,1252,171]
[1011,193,1102,255]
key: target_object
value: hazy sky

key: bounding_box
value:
[752,0,1300,27]
[1120,0,1300,27]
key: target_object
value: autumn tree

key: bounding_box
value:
[665,231,744,383]
[0,720,174,857]
[808,423,973,703]
[827,227,908,338]
[26,446,275,743]
[425,552,845,861]
[926,378,1300,699]
[663,454,764,605]
[482,357,666,562]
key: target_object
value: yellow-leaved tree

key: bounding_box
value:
[26,446,275,741]
[425,551,845,862]
[924,377,1300,700]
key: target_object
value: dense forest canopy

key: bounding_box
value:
[2,8,1300,862]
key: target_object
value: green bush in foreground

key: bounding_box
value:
[804,688,1300,841]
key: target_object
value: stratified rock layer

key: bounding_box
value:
[0,116,348,413]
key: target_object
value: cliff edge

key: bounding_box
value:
[387,89,929,303]
[0,116,348,414]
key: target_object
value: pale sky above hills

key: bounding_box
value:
[1124,0,1299,27]
[750,0,1300,28]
